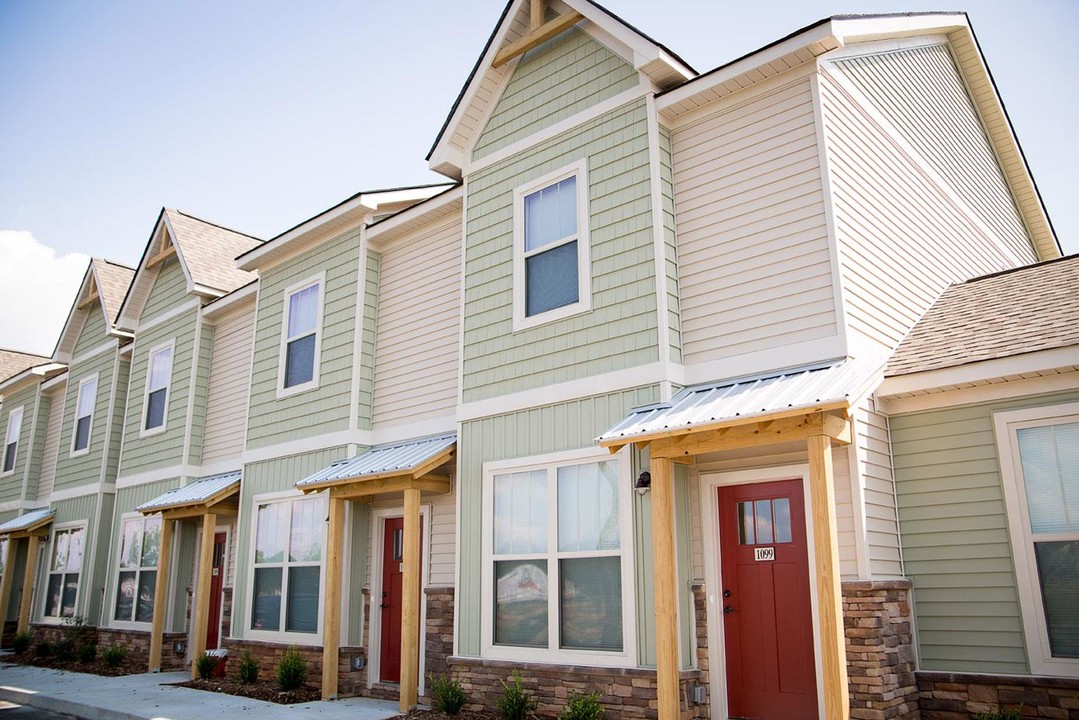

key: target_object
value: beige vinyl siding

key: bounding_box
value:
[54,352,119,492]
[37,386,65,501]
[472,27,638,160]
[202,306,255,465]
[658,126,683,365]
[368,486,456,589]
[891,390,1079,674]
[73,306,108,358]
[463,99,659,402]
[232,447,346,637]
[357,251,379,431]
[373,216,462,428]
[1,384,39,502]
[818,67,1021,352]
[834,45,1036,264]
[119,309,198,476]
[246,229,360,449]
[672,77,839,367]
[855,396,903,577]
[141,259,188,322]
[455,385,660,657]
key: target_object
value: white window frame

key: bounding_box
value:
[994,402,1079,678]
[480,446,635,666]
[70,373,99,457]
[2,406,24,476]
[512,160,592,332]
[109,512,164,629]
[245,490,327,644]
[276,273,325,398]
[140,340,175,438]
[41,522,87,623]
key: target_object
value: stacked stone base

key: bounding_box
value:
[28,624,186,670]
[919,672,1079,719]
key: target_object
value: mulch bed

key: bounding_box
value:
[3,651,147,677]
[401,710,499,719]
[173,677,321,705]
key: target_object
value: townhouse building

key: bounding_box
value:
[1,3,1076,720]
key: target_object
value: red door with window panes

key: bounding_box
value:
[379,517,423,684]
[206,532,226,650]
[718,480,817,719]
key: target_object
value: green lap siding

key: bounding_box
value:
[73,306,108,358]
[464,99,659,401]
[891,389,1079,674]
[357,251,379,431]
[246,230,360,449]
[658,126,683,365]
[473,27,638,160]
[143,260,189,321]
[1,384,38,501]
[54,350,122,493]
[455,386,660,657]
[186,322,215,466]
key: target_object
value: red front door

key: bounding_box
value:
[205,532,226,650]
[380,518,405,682]
[719,480,817,719]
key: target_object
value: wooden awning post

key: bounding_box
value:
[16,535,41,634]
[190,513,217,678]
[650,456,681,719]
[808,434,850,720]
[0,537,16,637]
[321,493,345,700]
[148,517,174,672]
[399,487,422,712]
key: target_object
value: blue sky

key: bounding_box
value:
[1,0,1076,354]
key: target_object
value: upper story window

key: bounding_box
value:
[72,375,98,454]
[250,494,324,638]
[513,161,591,331]
[2,407,24,475]
[278,275,323,396]
[142,342,174,434]
[44,525,85,619]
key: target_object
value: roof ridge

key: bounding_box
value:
[0,347,50,358]
[959,253,1079,285]
[169,208,265,243]
[93,257,137,271]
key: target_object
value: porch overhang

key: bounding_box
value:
[136,470,241,520]
[0,508,54,636]
[0,507,54,538]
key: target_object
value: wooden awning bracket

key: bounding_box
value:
[492,8,584,67]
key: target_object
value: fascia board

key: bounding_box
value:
[878,346,1079,397]
[51,263,94,361]
[366,186,465,246]
[236,198,374,271]
[201,281,257,322]
[830,14,967,44]
[160,213,200,297]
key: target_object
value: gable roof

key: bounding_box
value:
[886,255,1079,378]
[93,259,136,324]
[0,349,52,385]
[51,258,135,362]
[427,0,695,178]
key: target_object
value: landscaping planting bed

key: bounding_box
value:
[3,651,146,677]
[401,710,498,719]
[173,677,321,705]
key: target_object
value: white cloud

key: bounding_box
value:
[0,230,90,356]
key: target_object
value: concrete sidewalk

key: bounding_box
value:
[0,663,402,720]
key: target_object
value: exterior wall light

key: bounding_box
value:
[635,471,651,495]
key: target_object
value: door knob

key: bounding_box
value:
[723,606,736,614]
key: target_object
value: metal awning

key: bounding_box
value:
[598,356,885,449]
[296,432,456,495]
[136,470,241,517]
[0,508,54,537]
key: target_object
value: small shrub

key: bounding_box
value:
[276,646,308,691]
[195,653,217,680]
[101,644,128,667]
[971,707,1022,720]
[429,673,467,714]
[561,691,604,720]
[61,616,94,648]
[33,641,53,658]
[53,638,75,661]
[496,671,537,720]
[237,650,260,684]
[78,642,97,664]
[11,631,31,654]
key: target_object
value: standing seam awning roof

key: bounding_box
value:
[296,433,457,490]
[598,356,885,446]
[0,508,55,535]
[136,471,242,514]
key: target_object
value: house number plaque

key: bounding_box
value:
[754,547,776,562]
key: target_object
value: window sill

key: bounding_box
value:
[139,425,167,439]
[512,301,591,333]
[69,448,90,459]
[481,644,634,668]
[246,628,322,646]
[276,379,320,400]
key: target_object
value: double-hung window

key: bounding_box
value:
[279,276,322,394]
[250,495,324,637]
[513,161,591,330]
[2,407,23,474]
[114,515,162,623]
[72,375,98,454]
[996,404,1079,676]
[484,452,630,663]
[44,526,84,619]
[143,343,173,433]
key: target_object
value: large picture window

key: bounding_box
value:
[44,526,84,619]
[279,277,322,394]
[2,406,23,474]
[484,453,629,662]
[512,161,591,330]
[72,375,98,454]
[143,343,173,433]
[114,515,162,623]
[250,495,324,636]
[996,404,1079,677]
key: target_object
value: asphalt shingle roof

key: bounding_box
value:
[92,259,135,324]
[886,255,1079,377]
[164,209,263,294]
[0,349,51,384]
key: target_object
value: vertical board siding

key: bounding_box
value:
[232,447,347,637]
[835,46,1036,264]
[856,396,903,577]
[119,309,198,476]
[37,386,66,501]
[141,260,187,321]
[472,27,638,160]
[90,492,116,623]
[358,251,379,431]
[246,230,360,449]
[464,100,659,402]
[672,78,839,367]
[73,306,108,358]
[456,385,660,656]
[202,306,255,465]
[818,68,1021,352]
[44,493,105,622]
[347,501,370,645]
[1,385,39,502]
[54,352,118,491]
[373,216,462,428]
[891,390,1079,674]
[658,127,683,365]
